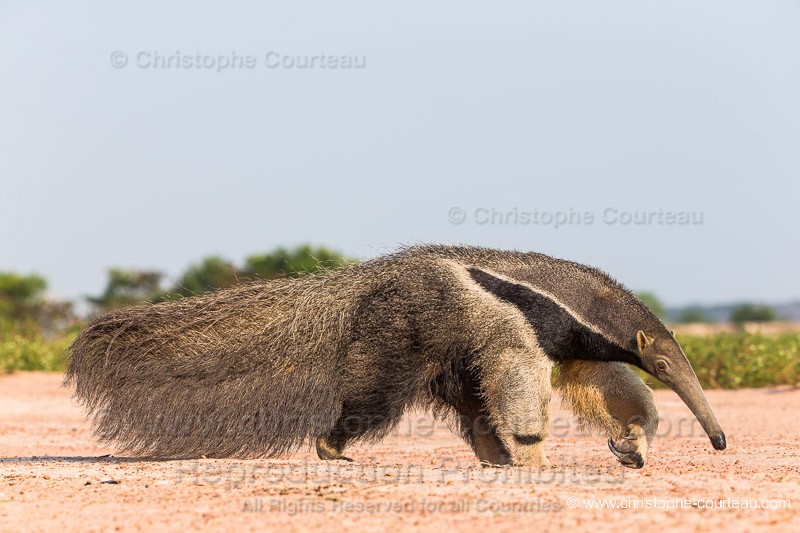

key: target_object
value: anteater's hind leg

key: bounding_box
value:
[316,425,353,461]
[315,397,404,462]
[315,407,361,461]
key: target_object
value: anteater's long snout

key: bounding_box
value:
[663,355,726,451]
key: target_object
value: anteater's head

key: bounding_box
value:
[633,329,726,451]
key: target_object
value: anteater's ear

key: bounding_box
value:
[636,330,654,353]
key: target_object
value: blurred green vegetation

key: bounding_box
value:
[173,256,240,298]
[675,307,717,324]
[244,245,355,279]
[730,303,778,325]
[0,272,47,320]
[86,268,166,310]
[87,245,356,311]
[0,272,80,372]
[0,321,77,372]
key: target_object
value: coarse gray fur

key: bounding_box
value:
[65,244,726,468]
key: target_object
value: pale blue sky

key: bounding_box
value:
[1,1,798,306]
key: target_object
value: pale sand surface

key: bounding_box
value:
[1,372,798,532]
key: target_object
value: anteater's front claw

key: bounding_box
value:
[608,438,644,469]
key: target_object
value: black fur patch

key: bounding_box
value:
[513,434,543,446]
[468,268,642,367]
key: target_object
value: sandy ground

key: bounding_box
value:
[1,373,798,532]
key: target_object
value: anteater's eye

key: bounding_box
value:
[656,361,668,373]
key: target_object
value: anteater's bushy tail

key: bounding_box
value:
[65,278,353,459]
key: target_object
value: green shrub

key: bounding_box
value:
[0,322,78,372]
[730,303,778,325]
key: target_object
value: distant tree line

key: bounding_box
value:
[87,245,356,312]
[635,292,779,325]
[1,245,355,333]
[0,272,76,335]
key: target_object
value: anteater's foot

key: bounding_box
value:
[480,459,510,468]
[315,436,353,461]
[608,435,645,469]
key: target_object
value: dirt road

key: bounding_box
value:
[1,372,798,532]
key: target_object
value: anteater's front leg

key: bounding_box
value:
[443,383,511,466]
[557,360,658,468]
[478,347,553,467]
